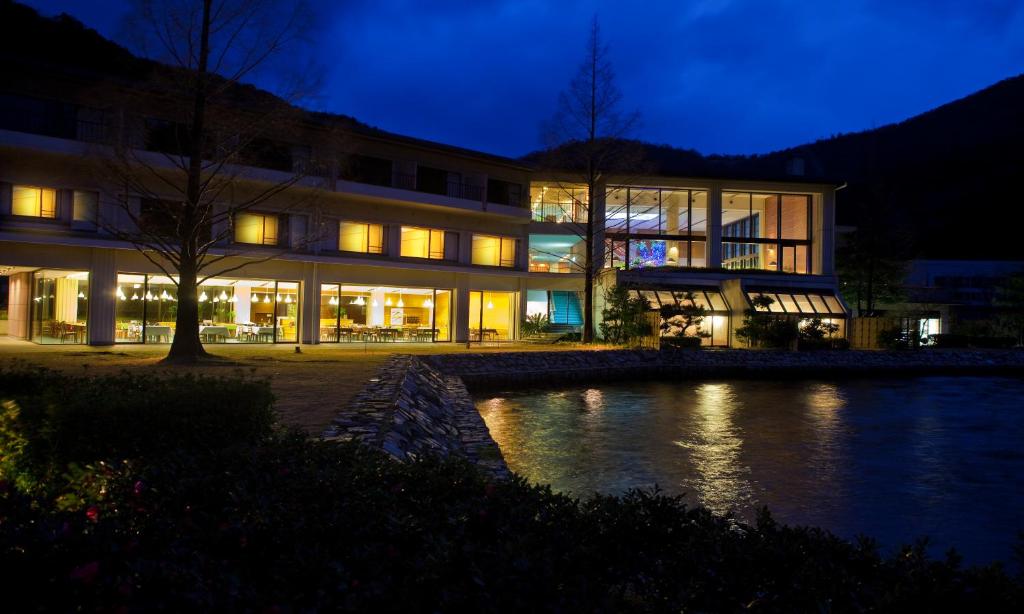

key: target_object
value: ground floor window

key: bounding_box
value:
[526,289,582,327]
[634,288,729,347]
[115,274,299,344]
[469,290,516,342]
[318,284,452,342]
[30,270,89,344]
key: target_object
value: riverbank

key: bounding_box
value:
[428,348,1024,390]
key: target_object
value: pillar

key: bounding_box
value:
[6,272,31,338]
[300,262,319,344]
[454,273,470,343]
[707,184,723,269]
[88,248,117,345]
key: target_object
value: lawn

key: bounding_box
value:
[0,339,587,434]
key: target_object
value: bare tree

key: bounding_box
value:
[540,16,645,343]
[96,0,328,362]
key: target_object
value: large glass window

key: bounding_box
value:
[471,234,517,267]
[339,221,384,254]
[30,270,88,344]
[13,186,57,219]
[400,226,449,260]
[723,193,811,272]
[72,190,98,225]
[469,290,517,343]
[530,183,588,223]
[634,288,729,347]
[318,284,452,342]
[604,187,708,269]
[234,212,279,245]
[529,234,585,273]
[115,274,299,343]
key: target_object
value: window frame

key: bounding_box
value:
[471,233,518,268]
[11,185,58,219]
[721,192,813,273]
[338,220,385,255]
[233,211,280,247]
[604,187,709,270]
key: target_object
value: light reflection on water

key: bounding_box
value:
[475,377,1024,563]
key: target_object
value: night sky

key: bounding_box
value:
[22,0,1024,158]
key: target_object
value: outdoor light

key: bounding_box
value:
[423,298,433,308]
[199,291,208,302]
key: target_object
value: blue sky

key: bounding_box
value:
[23,0,1024,157]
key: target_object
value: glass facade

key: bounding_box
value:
[605,187,708,269]
[722,193,811,273]
[528,234,586,273]
[318,284,452,342]
[469,290,516,342]
[634,288,730,347]
[746,291,847,337]
[530,183,588,223]
[115,274,300,343]
[30,270,89,343]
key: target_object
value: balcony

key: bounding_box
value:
[0,94,110,143]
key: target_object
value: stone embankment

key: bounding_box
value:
[426,348,1024,390]
[322,355,509,478]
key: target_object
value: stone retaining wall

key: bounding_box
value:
[322,355,509,479]
[426,348,1024,390]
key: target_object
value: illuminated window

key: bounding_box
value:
[234,212,279,245]
[472,234,517,267]
[400,226,447,259]
[339,221,384,254]
[12,186,57,218]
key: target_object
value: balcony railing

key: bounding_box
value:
[447,181,483,201]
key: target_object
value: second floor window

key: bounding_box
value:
[235,212,279,246]
[12,186,57,218]
[339,221,384,254]
[472,234,517,267]
[72,190,98,225]
[401,226,448,260]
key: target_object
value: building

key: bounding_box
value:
[0,26,846,348]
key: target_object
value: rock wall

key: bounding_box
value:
[426,348,1024,390]
[322,355,509,479]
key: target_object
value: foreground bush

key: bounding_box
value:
[0,366,274,496]
[1,369,1022,611]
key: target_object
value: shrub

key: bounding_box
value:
[0,367,274,495]
[599,285,652,345]
[878,326,920,349]
[660,335,703,350]
[521,313,551,337]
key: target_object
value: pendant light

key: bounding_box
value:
[275,294,282,303]
[396,292,404,308]
[219,291,228,301]
[353,296,365,306]
[253,293,261,303]
[423,297,433,308]
[284,295,293,304]
[198,291,208,302]
[131,292,140,301]
[328,296,338,306]
[229,294,238,303]
[145,291,154,301]
[486,300,494,309]
[263,294,271,304]
[371,298,378,307]
[117,288,126,301]
[385,297,392,306]
[77,291,86,299]
[160,290,171,301]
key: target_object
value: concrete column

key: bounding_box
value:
[369,288,385,326]
[387,224,402,258]
[6,272,31,338]
[458,230,473,265]
[707,184,723,269]
[300,262,319,344]
[819,191,835,276]
[88,248,117,345]
[454,273,470,343]
[517,276,528,340]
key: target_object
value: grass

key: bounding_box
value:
[0,339,595,434]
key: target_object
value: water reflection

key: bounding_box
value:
[675,383,751,515]
[476,377,1024,564]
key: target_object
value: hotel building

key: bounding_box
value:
[0,55,846,348]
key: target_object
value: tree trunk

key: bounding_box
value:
[582,202,595,343]
[165,259,209,362]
